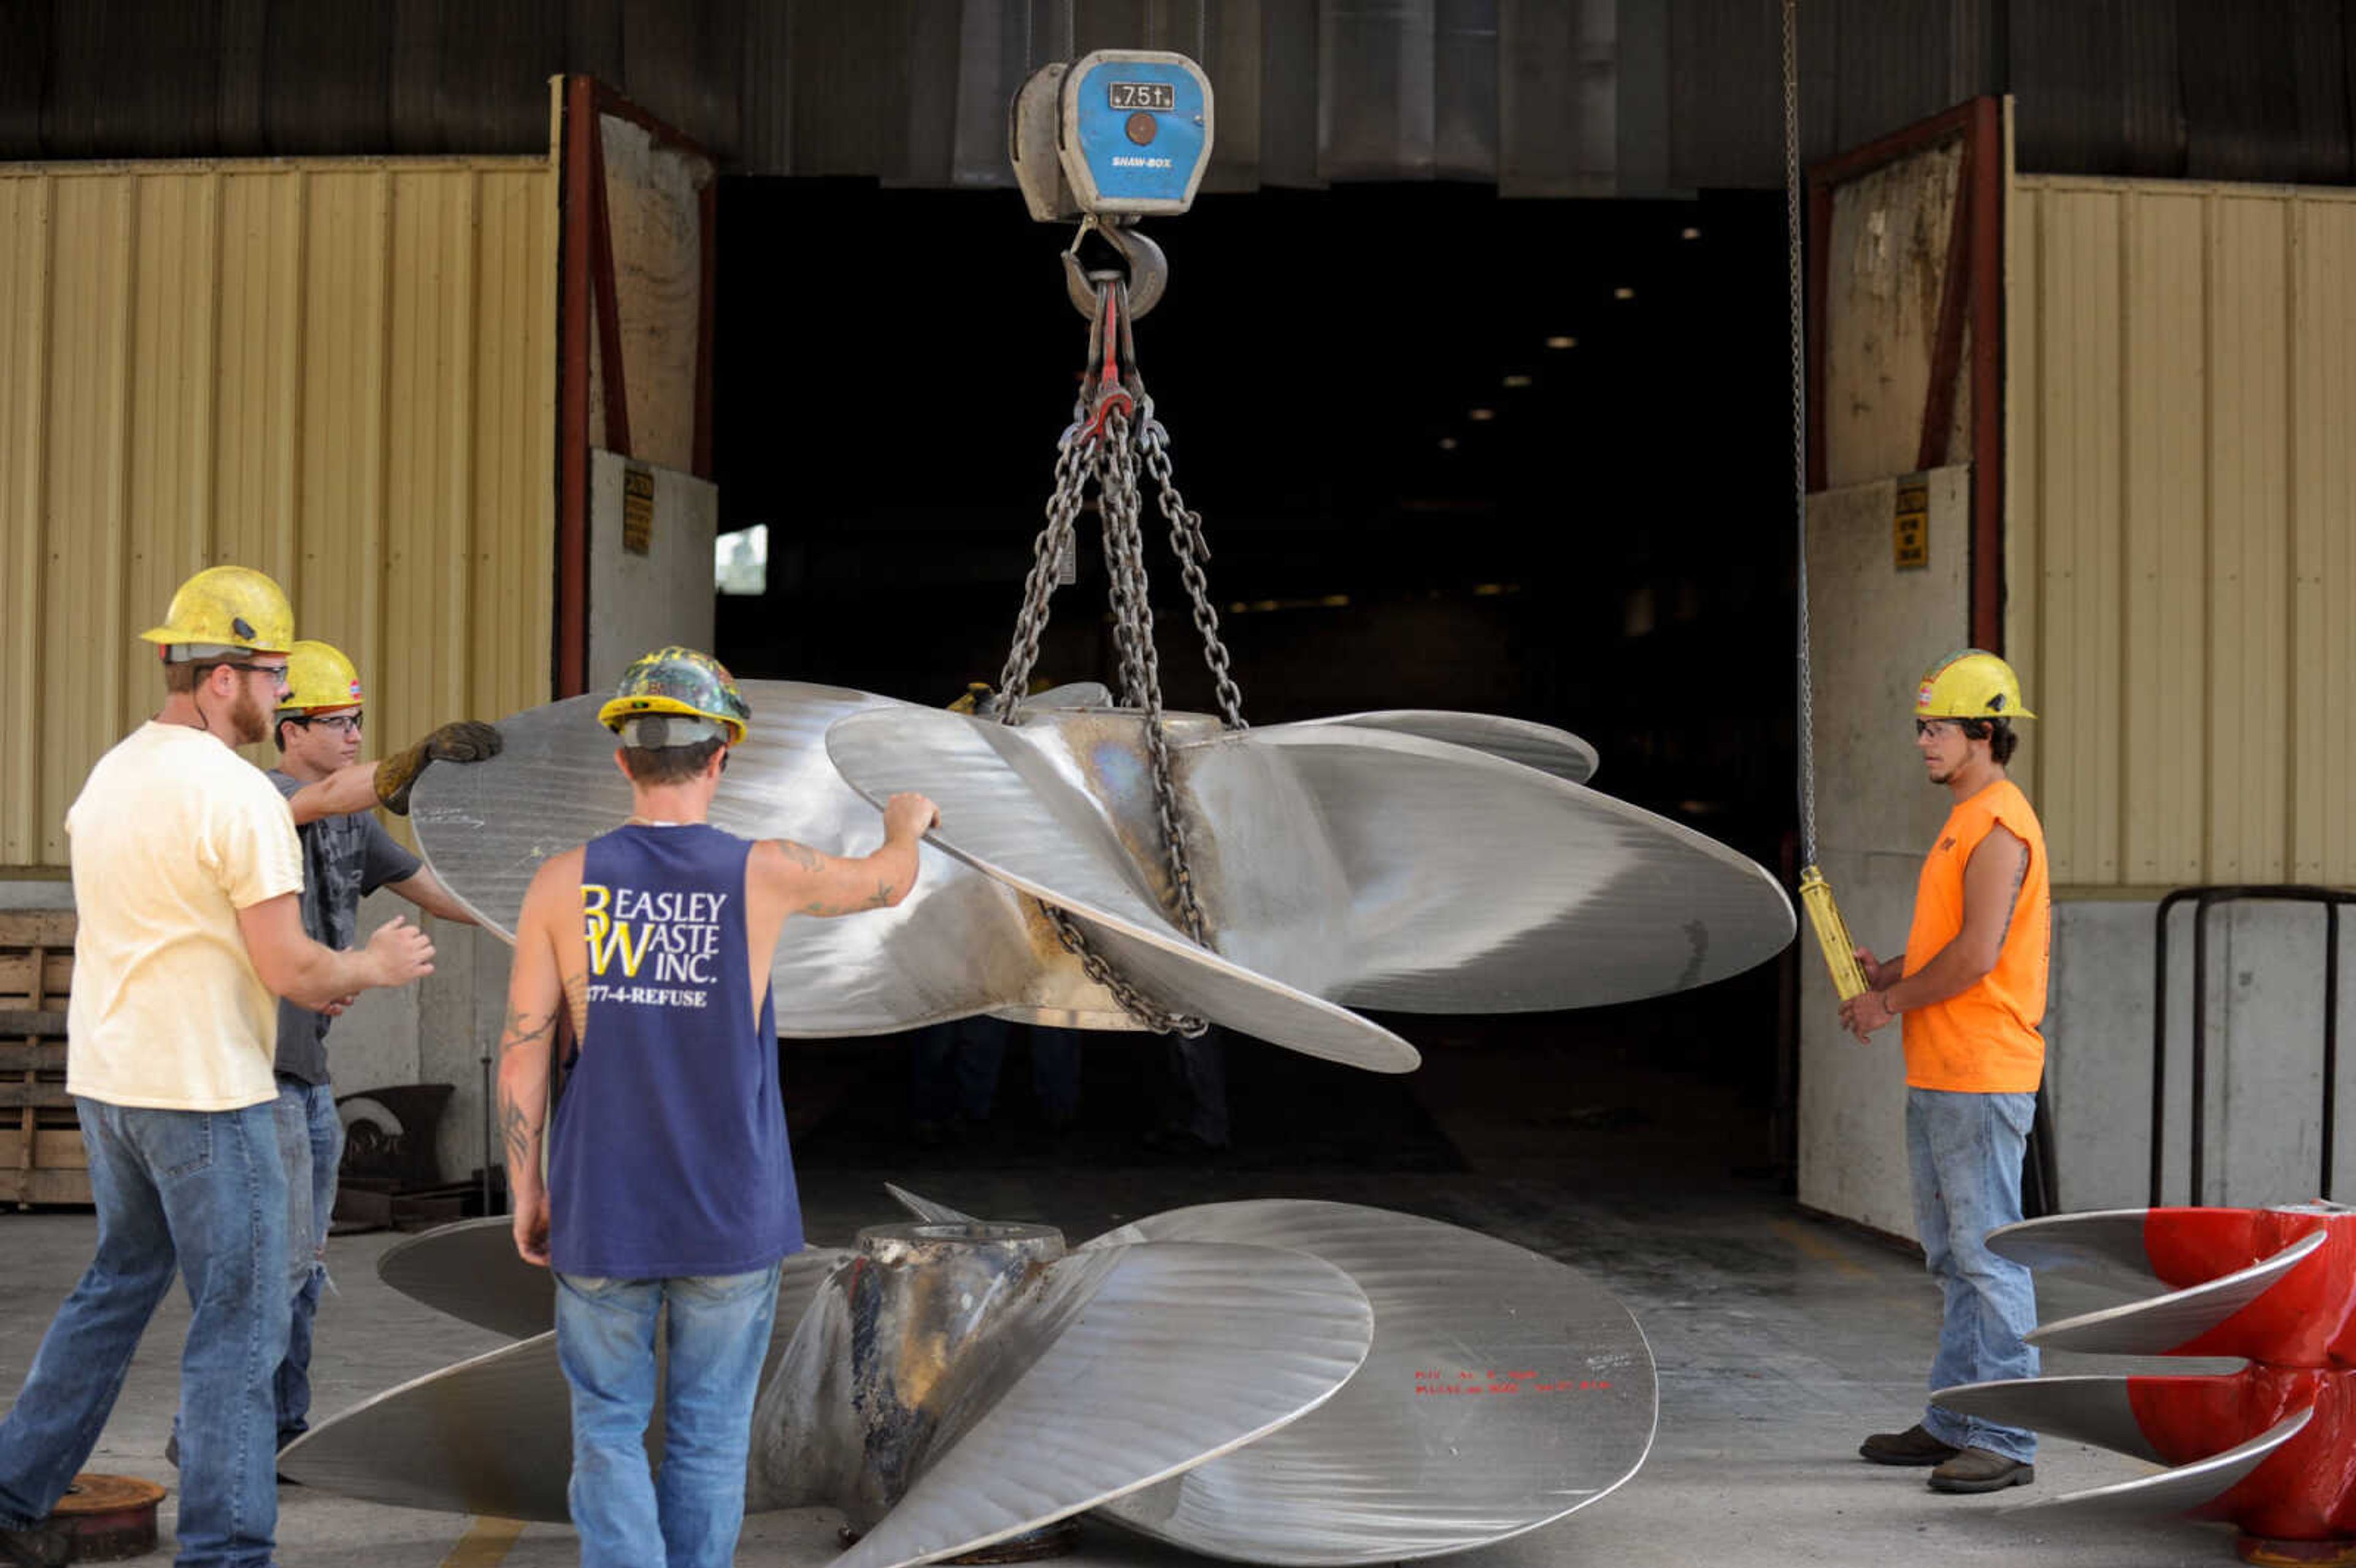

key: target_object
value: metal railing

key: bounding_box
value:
[2150,885,2354,1207]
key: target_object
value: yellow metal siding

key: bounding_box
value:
[2009,175,2356,890]
[2120,191,2207,886]
[0,158,556,869]
[2293,201,2356,883]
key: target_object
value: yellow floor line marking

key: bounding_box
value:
[439,1515,527,1568]
[1770,1218,1873,1279]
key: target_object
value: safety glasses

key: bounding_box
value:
[224,661,292,693]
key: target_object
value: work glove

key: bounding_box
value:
[376,721,504,814]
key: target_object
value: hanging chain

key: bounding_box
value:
[1784,0,1819,870]
[1141,408,1247,729]
[1040,902,1207,1036]
[1093,406,1212,947]
[998,432,1089,707]
[995,271,1238,1036]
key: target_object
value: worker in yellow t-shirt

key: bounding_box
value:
[1839,650,2050,1497]
[0,567,436,1568]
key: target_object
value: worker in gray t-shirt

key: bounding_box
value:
[260,639,495,1453]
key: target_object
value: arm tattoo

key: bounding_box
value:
[777,840,824,871]
[495,1005,559,1168]
[497,1005,558,1055]
[798,880,897,918]
[560,968,589,1036]
[496,1090,537,1170]
[1992,845,2031,948]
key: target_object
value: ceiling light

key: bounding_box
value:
[1501,374,1533,389]
[1544,336,1578,350]
[1466,408,1496,422]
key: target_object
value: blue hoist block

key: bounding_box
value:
[1011,50,1214,221]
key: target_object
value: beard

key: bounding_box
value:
[226,682,271,746]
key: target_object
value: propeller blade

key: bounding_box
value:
[1293,710,1599,785]
[409,685,1129,1034]
[1987,1209,2169,1286]
[379,1216,556,1339]
[882,1183,976,1224]
[278,1332,576,1520]
[281,1248,852,1518]
[1930,1375,2210,1464]
[2029,1231,2327,1355]
[825,1240,1373,1568]
[1085,1199,1658,1565]
[823,706,1419,1072]
[2009,1406,2314,1517]
[1025,682,1113,709]
[1174,724,1793,1013]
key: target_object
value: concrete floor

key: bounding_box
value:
[0,1034,2258,1567]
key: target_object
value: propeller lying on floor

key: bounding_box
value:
[1934,1203,2356,1561]
[283,1192,1657,1566]
[409,682,1795,1074]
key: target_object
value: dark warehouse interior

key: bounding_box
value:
[711,180,1804,1183]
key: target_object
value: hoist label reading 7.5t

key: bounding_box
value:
[1108,81,1177,112]
[1060,52,1212,215]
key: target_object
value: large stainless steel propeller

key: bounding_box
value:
[1931,1204,2356,1558]
[281,1194,1657,1566]
[409,681,1793,1070]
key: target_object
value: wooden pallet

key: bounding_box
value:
[0,910,85,1205]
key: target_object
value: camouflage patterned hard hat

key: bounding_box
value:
[596,646,751,747]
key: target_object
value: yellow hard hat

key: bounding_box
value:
[139,565,294,658]
[277,640,363,714]
[1915,648,2035,721]
[596,646,751,746]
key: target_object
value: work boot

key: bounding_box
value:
[1858,1423,1961,1466]
[1928,1447,2035,1493]
[0,1521,70,1568]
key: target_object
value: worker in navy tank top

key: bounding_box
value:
[493,647,938,1568]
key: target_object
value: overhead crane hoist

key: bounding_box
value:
[999,48,1238,1035]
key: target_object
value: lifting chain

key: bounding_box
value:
[996,272,1244,1037]
[1784,0,1820,870]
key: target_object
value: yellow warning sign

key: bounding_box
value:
[1893,477,1928,571]
[622,466,655,556]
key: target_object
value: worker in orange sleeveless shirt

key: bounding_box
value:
[1839,650,2050,1496]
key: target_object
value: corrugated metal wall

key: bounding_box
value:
[9,0,2355,193]
[2008,174,2356,890]
[0,156,559,869]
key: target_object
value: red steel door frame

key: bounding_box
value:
[555,77,719,699]
[1806,96,2006,653]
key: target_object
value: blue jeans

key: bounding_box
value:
[1908,1087,2040,1461]
[272,1079,342,1443]
[555,1264,783,1568]
[0,1099,288,1567]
